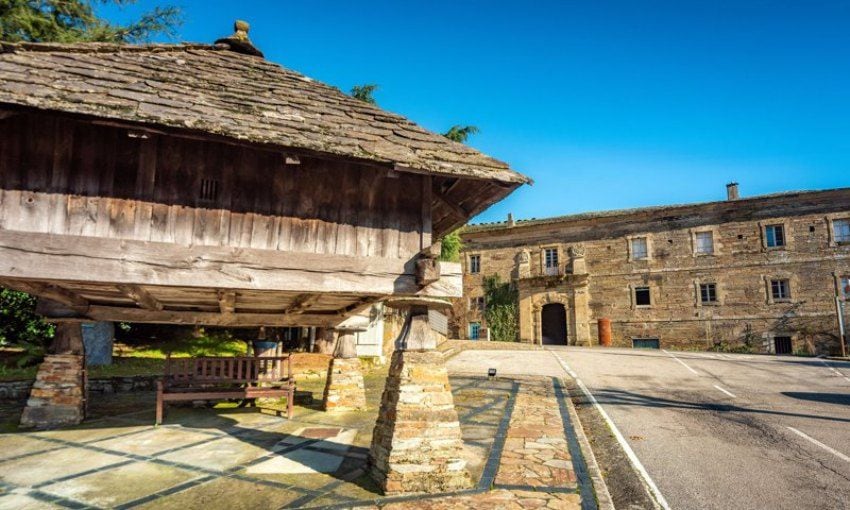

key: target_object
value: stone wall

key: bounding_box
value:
[0,374,159,403]
[458,188,850,354]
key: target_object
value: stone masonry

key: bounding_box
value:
[322,356,367,412]
[19,354,86,429]
[369,349,471,494]
[459,186,850,354]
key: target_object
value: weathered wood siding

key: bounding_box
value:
[0,112,426,259]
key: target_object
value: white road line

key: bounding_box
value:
[818,359,850,383]
[550,350,671,510]
[713,384,737,398]
[787,427,850,463]
[662,349,700,376]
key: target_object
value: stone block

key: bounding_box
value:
[20,354,85,429]
[322,357,366,412]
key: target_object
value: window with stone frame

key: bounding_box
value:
[469,322,481,340]
[765,224,786,248]
[634,286,651,306]
[544,247,559,275]
[699,283,718,304]
[770,279,791,301]
[630,237,649,260]
[833,219,850,244]
[469,296,485,313]
[468,254,481,274]
[694,231,714,255]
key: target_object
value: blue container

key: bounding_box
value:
[82,322,115,366]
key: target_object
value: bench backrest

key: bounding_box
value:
[163,355,292,387]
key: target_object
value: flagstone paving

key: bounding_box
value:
[0,373,592,509]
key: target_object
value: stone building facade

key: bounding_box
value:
[458,185,850,355]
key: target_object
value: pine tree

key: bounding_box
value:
[0,0,181,43]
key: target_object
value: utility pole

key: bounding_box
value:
[837,295,847,358]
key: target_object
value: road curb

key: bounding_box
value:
[562,379,616,510]
[549,349,669,510]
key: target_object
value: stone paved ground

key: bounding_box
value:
[0,370,590,510]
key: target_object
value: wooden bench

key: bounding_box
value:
[156,355,295,424]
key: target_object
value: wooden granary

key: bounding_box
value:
[0,40,525,327]
[0,25,526,492]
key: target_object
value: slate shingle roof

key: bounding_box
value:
[0,42,528,185]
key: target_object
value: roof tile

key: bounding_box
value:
[0,42,527,184]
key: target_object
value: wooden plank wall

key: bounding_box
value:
[0,112,426,259]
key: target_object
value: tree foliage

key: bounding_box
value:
[439,230,463,262]
[443,125,480,143]
[0,289,54,366]
[0,0,181,43]
[350,83,378,104]
[483,275,518,342]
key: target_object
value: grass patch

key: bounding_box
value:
[116,331,249,359]
[0,364,37,381]
[0,331,252,381]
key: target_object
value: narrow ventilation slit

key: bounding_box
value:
[200,178,220,202]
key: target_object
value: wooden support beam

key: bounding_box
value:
[335,296,383,317]
[433,190,469,219]
[0,231,461,298]
[0,278,89,311]
[50,322,85,355]
[286,294,320,314]
[415,257,440,287]
[217,290,236,315]
[117,284,163,311]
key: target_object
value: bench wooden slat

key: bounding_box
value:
[156,355,295,424]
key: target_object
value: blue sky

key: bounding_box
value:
[101,1,850,223]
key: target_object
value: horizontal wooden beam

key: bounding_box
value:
[48,305,346,327]
[217,290,236,315]
[0,231,462,298]
[117,284,163,311]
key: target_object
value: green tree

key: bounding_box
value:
[440,230,463,262]
[0,0,181,43]
[350,83,378,104]
[443,125,480,143]
[483,275,518,342]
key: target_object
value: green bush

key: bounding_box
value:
[483,275,519,342]
[0,289,54,366]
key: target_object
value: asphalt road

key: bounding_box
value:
[550,346,850,510]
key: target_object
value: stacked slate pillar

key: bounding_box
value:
[20,323,87,429]
[322,328,367,412]
[369,303,471,494]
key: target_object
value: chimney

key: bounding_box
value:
[215,20,264,58]
[726,182,739,201]
[507,213,515,226]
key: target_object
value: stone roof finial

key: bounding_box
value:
[215,19,264,58]
[232,20,251,42]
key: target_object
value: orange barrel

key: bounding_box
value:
[598,318,612,347]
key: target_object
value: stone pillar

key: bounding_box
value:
[569,245,592,347]
[369,304,471,495]
[20,323,87,429]
[572,285,592,346]
[322,329,367,412]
